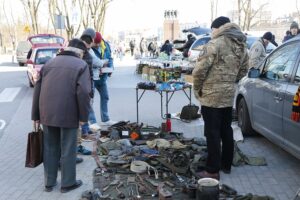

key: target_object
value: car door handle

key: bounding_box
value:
[274,96,283,101]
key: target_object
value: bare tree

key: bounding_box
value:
[296,0,300,22]
[48,0,57,34]
[210,0,219,22]
[236,0,268,31]
[82,0,112,32]
[20,0,42,34]
[2,0,17,49]
[210,0,215,22]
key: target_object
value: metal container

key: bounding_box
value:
[196,178,219,200]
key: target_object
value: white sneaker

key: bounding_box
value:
[100,120,117,126]
[89,123,101,131]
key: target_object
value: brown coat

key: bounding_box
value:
[31,51,91,128]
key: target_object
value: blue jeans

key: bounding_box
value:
[81,100,97,135]
[94,74,110,122]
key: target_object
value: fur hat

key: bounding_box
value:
[211,16,230,29]
[263,32,273,41]
[81,28,96,40]
[94,32,103,44]
[290,21,299,30]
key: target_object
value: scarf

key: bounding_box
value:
[291,86,300,122]
[100,40,106,59]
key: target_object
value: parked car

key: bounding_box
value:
[16,41,32,66]
[27,45,61,87]
[187,34,276,62]
[16,34,65,66]
[236,35,300,159]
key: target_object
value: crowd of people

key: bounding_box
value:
[30,16,300,194]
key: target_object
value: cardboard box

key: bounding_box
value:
[149,68,158,76]
[142,66,149,74]
[184,74,193,84]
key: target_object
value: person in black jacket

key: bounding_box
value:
[180,34,196,57]
[160,40,173,56]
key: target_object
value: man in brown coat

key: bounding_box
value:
[32,38,91,193]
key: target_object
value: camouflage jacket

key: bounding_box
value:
[249,38,266,68]
[192,23,249,108]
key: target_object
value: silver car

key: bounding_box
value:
[236,36,300,159]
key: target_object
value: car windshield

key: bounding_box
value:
[30,36,64,45]
[35,49,59,64]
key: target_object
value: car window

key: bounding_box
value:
[191,37,211,50]
[263,42,300,82]
[30,36,64,45]
[35,49,59,65]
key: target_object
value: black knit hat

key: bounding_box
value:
[68,38,87,52]
[290,21,299,30]
[262,32,273,41]
[211,16,230,29]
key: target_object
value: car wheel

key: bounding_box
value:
[237,98,256,136]
[19,62,25,66]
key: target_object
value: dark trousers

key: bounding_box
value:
[201,106,234,173]
[43,125,77,187]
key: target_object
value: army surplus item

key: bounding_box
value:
[180,104,200,121]
[233,193,275,200]
[196,178,219,200]
[158,183,173,200]
[103,180,119,192]
[220,184,237,197]
[137,82,156,90]
[115,182,125,199]
[130,160,159,179]
[233,142,267,166]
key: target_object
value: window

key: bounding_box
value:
[35,49,59,64]
[191,37,211,50]
[263,42,300,81]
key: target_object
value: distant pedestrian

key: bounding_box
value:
[249,32,273,68]
[179,34,196,57]
[139,37,147,57]
[129,40,135,56]
[160,40,173,56]
[192,16,248,180]
[32,38,91,193]
[283,21,300,43]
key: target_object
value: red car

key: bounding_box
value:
[27,44,61,87]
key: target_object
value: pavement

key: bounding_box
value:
[0,55,299,199]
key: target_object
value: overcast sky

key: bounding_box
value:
[104,0,298,33]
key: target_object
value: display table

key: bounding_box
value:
[136,85,192,123]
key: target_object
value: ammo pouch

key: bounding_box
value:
[180,104,200,120]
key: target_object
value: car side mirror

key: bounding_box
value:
[248,68,260,78]
[27,59,33,65]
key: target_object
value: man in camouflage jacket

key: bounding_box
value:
[192,16,249,179]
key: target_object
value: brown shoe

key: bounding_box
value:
[196,170,220,180]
